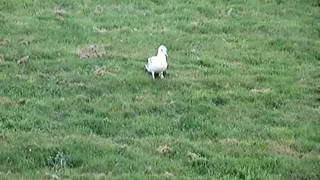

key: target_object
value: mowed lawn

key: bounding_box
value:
[0,0,319,179]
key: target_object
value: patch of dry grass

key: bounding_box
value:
[77,45,106,59]
[156,145,172,155]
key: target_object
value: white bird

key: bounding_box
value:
[145,45,168,79]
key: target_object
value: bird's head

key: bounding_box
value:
[157,45,168,57]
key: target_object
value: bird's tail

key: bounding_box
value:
[145,58,151,72]
[145,64,149,72]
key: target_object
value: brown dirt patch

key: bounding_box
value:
[157,145,172,155]
[17,55,29,65]
[271,142,298,156]
[77,45,106,59]
[54,5,66,20]
[0,97,27,108]
[94,66,117,77]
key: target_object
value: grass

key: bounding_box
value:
[0,0,319,179]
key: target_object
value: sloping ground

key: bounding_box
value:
[0,0,319,179]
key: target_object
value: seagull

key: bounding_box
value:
[145,45,168,79]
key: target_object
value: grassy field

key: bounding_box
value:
[0,0,319,179]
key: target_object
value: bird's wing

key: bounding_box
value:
[145,56,157,72]
[147,56,157,64]
[145,55,168,73]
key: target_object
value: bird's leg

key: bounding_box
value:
[151,72,155,79]
[159,72,164,79]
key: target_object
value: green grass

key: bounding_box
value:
[0,0,319,179]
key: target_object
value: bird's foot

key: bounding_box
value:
[159,72,164,79]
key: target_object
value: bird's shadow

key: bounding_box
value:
[144,68,169,79]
